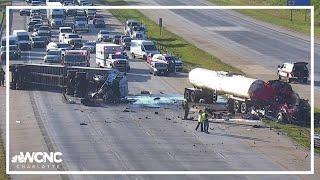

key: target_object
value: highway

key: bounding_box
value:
[127,0,318,106]
[7,0,312,180]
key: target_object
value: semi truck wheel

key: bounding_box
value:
[233,100,240,113]
[131,53,136,59]
[240,102,248,114]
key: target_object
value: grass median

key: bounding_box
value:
[208,0,320,37]
[102,0,242,73]
[263,108,320,154]
[0,138,7,180]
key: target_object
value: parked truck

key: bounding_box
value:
[184,68,310,125]
[96,43,130,72]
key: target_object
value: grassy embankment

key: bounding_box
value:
[102,0,319,153]
[208,0,320,36]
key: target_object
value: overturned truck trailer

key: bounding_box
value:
[185,68,310,125]
[9,64,128,103]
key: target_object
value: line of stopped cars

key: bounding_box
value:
[1,0,183,76]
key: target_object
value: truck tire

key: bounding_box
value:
[278,74,281,80]
[233,100,240,113]
[240,102,248,114]
[132,53,136,59]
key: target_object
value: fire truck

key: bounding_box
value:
[62,50,90,67]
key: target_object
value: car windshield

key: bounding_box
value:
[47,50,60,55]
[69,35,80,38]
[133,26,144,31]
[84,42,95,46]
[100,31,109,34]
[165,56,174,61]
[123,38,131,42]
[52,14,63,19]
[33,37,44,41]
[135,34,143,38]
[18,36,29,41]
[39,26,50,31]
[64,55,86,62]
[57,44,69,48]
[112,54,126,59]
[61,29,72,33]
[38,32,50,36]
[293,65,308,71]
[129,21,139,27]
[144,44,156,51]
[155,63,166,68]
[76,17,87,21]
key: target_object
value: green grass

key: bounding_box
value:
[102,0,242,73]
[0,137,7,180]
[208,0,320,37]
[264,119,320,153]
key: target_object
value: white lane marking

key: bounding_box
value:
[206,26,250,32]
[126,72,150,77]
[217,152,226,159]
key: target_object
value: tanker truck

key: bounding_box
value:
[185,68,310,124]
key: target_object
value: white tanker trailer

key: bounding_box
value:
[185,68,266,114]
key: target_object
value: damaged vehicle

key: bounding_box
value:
[184,68,310,125]
[9,64,128,104]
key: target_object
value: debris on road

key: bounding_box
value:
[141,90,151,95]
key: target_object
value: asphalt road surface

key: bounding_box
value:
[126,0,318,106]
[7,0,311,180]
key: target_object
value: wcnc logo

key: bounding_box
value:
[11,152,63,169]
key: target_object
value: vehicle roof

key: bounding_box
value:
[131,40,153,44]
[97,43,121,47]
[127,19,139,23]
[59,27,72,29]
[13,30,28,34]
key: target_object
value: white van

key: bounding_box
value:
[12,30,31,51]
[130,40,159,60]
